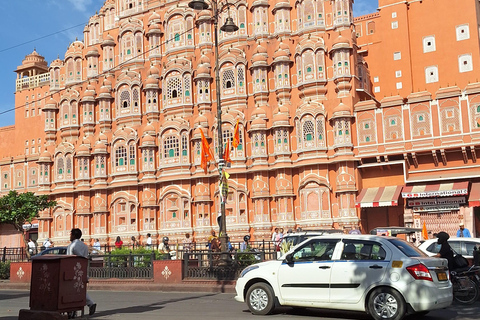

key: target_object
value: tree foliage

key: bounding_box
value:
[0,190,56,234]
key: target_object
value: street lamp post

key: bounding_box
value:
[188,0,238,256]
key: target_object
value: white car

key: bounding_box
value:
[235,235,452,320]
[418,237,480,260]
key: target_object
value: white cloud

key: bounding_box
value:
[67,0,94,12]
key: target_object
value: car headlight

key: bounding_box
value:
[240,265,259,277]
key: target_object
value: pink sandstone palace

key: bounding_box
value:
[1,0,480,248]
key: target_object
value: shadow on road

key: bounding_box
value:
[91,293,219,318]
[0,292,29,301]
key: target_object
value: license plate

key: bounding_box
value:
[437,271,447,281]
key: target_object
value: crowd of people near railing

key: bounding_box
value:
[2,233,279,262]
[4,226,301,263]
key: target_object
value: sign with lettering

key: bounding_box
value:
[407,196,466,207]
[412,204,460,212]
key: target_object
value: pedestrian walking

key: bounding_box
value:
[67,228,96,316]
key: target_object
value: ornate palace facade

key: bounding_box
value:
[1,0,480,247]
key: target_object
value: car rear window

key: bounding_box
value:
[388,239,426,257]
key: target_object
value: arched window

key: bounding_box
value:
[116,146,127,166]
[57,158,64,175]
[164,136,179,158]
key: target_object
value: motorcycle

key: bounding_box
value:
[451,266,480,304]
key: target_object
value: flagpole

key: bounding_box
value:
[189,0,238,265]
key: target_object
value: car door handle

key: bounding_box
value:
[318,266,331,269]
[369,265,383,269]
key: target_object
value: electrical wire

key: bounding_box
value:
[0,0,246,116]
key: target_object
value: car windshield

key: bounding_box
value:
[388,238,426,257]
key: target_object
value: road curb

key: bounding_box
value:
[0,279,236,294]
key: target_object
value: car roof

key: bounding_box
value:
[302,234,397,241]
[423,237,480,243]
[370,227,422,235]
[283,229,344,236]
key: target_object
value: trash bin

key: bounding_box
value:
[30,255,87,314]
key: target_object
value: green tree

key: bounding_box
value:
[0,191,56,258]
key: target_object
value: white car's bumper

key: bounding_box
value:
[405,281,453,312]
[234,278,247,302]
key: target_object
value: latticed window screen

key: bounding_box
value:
[66,157,72,174]
[129,144,136,164]
[167,77,182,99]
[411,111,431,137]
[164,136,179,158]
[303,120,314,142]
[470,104,480,129]
[57,158,64,174]
[180,135,187,155]
[120,90,130,108]
[223,70,235,88]
[184,76,191,96]
[316,118,325,146]
[116,146,127,166]
[132,88,139,107]
[440,107,460,133]
[238,67,244,86]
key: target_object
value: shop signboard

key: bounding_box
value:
[407,196,466,207]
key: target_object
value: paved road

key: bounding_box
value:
[1,289,480,320]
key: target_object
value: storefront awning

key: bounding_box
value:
[355,186,403,208]
[402,181,469,198]
[468,182,480,207]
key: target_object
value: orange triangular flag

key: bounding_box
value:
[200,129,213,174]
[422,221,429,240]
[232,119,240,148]
[200,129,213,161]
[224,140,232,163]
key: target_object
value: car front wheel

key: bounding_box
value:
[246,282,275,315]
[367,287,406,320]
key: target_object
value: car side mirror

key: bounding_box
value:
[285,253,293,263]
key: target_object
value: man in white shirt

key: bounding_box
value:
[92,239,101,253]
[146,233,152,249]
[43,238,52,249]
[28,239,36,255]
[67,228,96,316]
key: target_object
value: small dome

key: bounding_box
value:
[76,144,91,157]
[194,114,208,126]
[86,47,100,57]
[274,48,288,59]
[199,54,210,65]
[148,11,161,22]
[145,76,158,86]
[147,66,160,76]
[251,107,266,118]
[333,102,350,113]
[198,10,212,18]
[331,102,352,119]
[252,53,267,64]
[93,142,107,154]
[253,44,267,55]
[197,65,210,75]
[39,150,52,162]
[144,123,156,134]
[251,117,266,129]
[141,134,156,147]
[333,35,350,46]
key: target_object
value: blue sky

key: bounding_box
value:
[0,0,378,128]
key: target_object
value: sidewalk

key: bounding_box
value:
[0,279,236,293]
